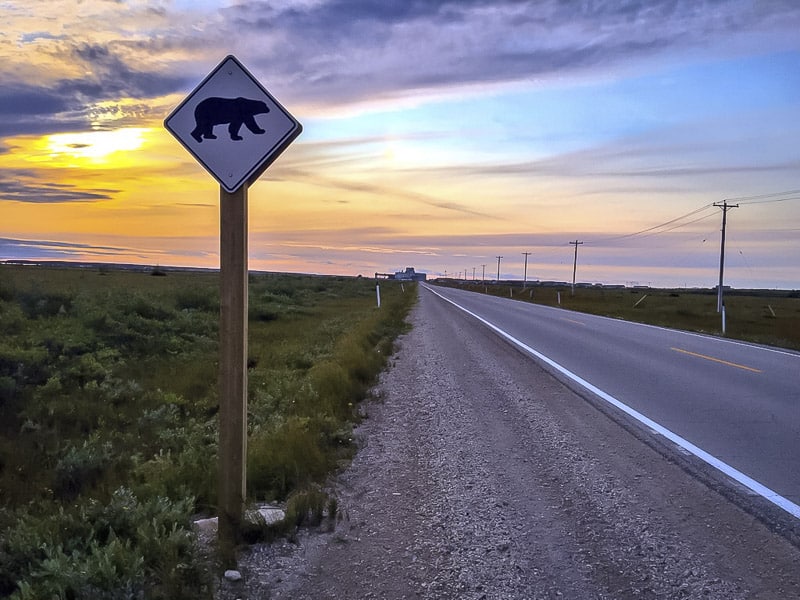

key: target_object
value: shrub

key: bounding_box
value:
[308,361,356,418]
[0,488,211,600]
[16,290,73,319]
[53,436,114,500]
[0,376,15,405]
[174,287,218,312]
[247,417,332,500]
[285,486,330,527]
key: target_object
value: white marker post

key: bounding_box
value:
[165,55,302,566]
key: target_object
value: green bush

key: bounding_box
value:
[53,436,114,500]
[248,417,332,500]
[285,486,330,527]
[0,488,211,600]
[174,287,218,312]
[0,375,15,405]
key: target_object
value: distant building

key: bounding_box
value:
[393,267,427,282]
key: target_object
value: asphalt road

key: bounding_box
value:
[423,283,800,517]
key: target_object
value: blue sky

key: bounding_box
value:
[1,0,799,288]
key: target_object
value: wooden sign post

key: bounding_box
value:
[217,185,248,561]
[164,55,302,566]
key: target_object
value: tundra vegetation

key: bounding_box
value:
[0,265,414,599]
[445,281,800,351]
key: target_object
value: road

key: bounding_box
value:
[423,283,800,517]
[231,286,800,599]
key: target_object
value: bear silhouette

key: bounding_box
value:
[190,97,270,143]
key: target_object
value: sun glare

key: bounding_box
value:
[45,128,148,163]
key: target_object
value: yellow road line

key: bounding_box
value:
[560,317,585,326]
[670,347,763,373]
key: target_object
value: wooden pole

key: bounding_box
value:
[218,184,248,566]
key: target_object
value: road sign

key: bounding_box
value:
[164,55,302,566]
[165,55,302,192]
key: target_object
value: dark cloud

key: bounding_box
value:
[226,0,800,106]
[0,170,118,203]
[0,41,192,137]
[66,42,190,99]
[0,86,70,117]
[0,85,87,137]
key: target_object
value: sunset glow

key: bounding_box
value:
[1,2,799,288]
[44,129,148,164]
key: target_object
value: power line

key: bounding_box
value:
[724,189,800,204]
[585,203,716,245]
[646,211,719,237]
[584,189,800,247]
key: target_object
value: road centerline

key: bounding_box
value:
[560,317,586,326]
[671,347,763,373]
[424,284,800,521]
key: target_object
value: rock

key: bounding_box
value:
[194,516,218,534]
[193,505,285,536]
[224,569,242,582]
[246,506,286,526]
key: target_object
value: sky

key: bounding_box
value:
[1,0,799,289]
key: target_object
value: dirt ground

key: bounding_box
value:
[217,288,800,599]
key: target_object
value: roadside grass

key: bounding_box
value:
[0,265,415,599]
[446,282,800,351]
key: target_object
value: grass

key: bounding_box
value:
[442,281,800,351]
[0,264,415,598]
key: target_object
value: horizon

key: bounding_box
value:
[1,2,799,290]
[4,259,798,293]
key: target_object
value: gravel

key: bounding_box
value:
[216,288,800,599]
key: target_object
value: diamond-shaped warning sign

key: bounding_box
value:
[165,55,302,193]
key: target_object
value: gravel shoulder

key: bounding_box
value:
[220,287,800,599]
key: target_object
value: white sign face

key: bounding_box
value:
[165,55,302,193]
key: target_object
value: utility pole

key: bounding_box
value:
[472,266,476,281]
[496,255,503,282]
[481,264,486,282]
[569,240,583,296]
[714,201,738,313]
[522,252,531,290]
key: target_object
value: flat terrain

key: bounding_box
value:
[0,265,413,598]
[224,286,800,599]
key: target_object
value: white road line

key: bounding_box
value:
[425,285,800,521]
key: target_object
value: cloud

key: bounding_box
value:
[0,33,192,135]
[0,170,118,203]
[276,163,501,220]
[0,86,86,137]
[226,0,800,107]
[0,237,134,259]
[3,0,799,138]
[0,236,217,263]
[66,42,190,100]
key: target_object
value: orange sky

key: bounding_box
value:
[2,2,799,288]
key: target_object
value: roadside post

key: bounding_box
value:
[165,55,302,565]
